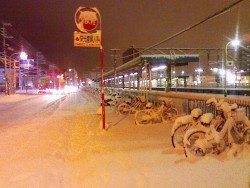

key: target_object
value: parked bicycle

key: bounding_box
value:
[171,97,231,150]
[135,97,178,125]
[171,108,202,148]
[102,91,122,106]
[171,97,224,149]
[117,95,146,115]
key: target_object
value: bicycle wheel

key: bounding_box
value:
[118,103,131,115]
[230,124,245,144]
[135,110,151,125]
[137,103,146,111]
[243,128,250,144]
[184,130,206,157]
[162,108,178,122]
[172,124,188,148]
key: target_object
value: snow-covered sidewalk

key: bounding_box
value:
[0,92,249,188]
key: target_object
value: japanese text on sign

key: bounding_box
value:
[74,31,101,47]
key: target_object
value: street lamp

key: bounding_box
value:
[20,52,28,60]
[9,51,27,93]
[224,39,240,97]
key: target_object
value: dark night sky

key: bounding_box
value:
[1,0,250,76]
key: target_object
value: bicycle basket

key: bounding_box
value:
[146,102,153,109]
[191,108,202,118]
[164,98,172,107]
[200,113,214,125]
[139,96,146,103]
[232,107,245,122]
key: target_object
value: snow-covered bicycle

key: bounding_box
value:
[171,108,202,148]
[183,99,250,158]
[117,95,146,115]
[171,97,225,149]
[135,97,178,125]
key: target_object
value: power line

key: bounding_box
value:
[119,0,245,60]
[0,19,40,57]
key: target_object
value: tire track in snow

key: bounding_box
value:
[5,95,68,163]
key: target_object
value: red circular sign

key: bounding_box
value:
[75,7,99,33]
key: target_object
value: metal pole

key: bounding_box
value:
[114,58,116,88]
[111,48,120,89]
[224,42,230,97]
[128,73,131,90]
[98,10,105,130]
[8,59,12,94]
[13,60,16,93]
[19,63,22,90]
[36,52,39,88]
[53,64,56,89]
[2,25,8,95]
[73,69,75,86]
[149,65,152,92]
[100,45,105,129]
[9,54,18,93]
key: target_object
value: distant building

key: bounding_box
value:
[236,41,250,86]
[238,41,250,71]
[122,46,140,64]
[0,68,5,92]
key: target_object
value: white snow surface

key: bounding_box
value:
[171,115,193,135]
[200,113,214,124]
[0,92,250,188]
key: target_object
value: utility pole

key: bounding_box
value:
[110,48,120,88]
[36,52,40,88]
[53,64,56,89]
[1,22,12,95]
[13,59,17,93]
[36,52,39,88]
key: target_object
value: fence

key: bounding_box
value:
[121,89,250,118]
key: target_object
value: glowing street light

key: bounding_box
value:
[20,52,28,60]
[224,39,240,97]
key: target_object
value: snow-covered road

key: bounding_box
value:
[0,90,249,188]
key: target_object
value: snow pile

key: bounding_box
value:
[0,94,36,103]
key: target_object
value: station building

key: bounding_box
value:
[101,45,250,96]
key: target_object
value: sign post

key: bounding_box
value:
[74,6,105,129]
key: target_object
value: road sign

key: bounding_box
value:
[74,7,101,48]
[74,31,101,47]
[20,59,35,69]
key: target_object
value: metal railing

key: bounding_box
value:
[119,89,250,118]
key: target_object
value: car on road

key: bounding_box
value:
[37,87,50,94]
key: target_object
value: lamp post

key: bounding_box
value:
[9,51,27,94]
[224,39,240,97]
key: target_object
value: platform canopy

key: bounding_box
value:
[141,54,199,65]
[103,54,199,78]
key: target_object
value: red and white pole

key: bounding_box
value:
[98,10,105,130]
